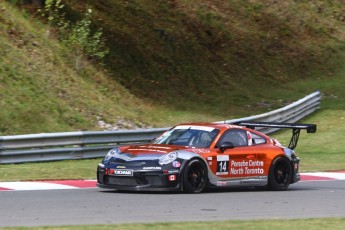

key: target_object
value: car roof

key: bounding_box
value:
[175,122,270,138]
[175,122,244,132]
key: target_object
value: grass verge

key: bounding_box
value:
[272,110,345,173]
[1,218,345,230]
[1,1,345,181]
[1,108,345,182]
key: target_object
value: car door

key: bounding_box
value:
[212,129,260,178]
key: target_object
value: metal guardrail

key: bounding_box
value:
[0,91,321,164]
[0,128,168,164]
[219,91,321,134]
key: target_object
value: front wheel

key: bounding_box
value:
[268,157,292,191]
[183,159,207,193]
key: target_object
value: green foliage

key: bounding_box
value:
[2,0,345,181]
[1,0,345,136]
[0,1,153,135]
[37,1,108,69]
[62,8,109,70]
[38,0,67,36]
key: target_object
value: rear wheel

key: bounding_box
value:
[268,157,292,191]
[183,159,207,193]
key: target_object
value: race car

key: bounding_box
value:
[97,121,316,193]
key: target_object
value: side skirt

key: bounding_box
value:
[209,177,268,187]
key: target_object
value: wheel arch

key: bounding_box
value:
[179,156,209,193]
[269,155,294,177]
[179,156,209,179]
[174,150,210,191]
[268,155,294,190]
[176,150,209,174]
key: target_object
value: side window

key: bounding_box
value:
[217,129,248,147]
[250,132,266,145]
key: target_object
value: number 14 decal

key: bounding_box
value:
[216,155,229,175]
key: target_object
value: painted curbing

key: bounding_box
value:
[1,172,344,191]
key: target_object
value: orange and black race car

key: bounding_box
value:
[97,122,316,193]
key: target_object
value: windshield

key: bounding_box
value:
[153,125,220,148]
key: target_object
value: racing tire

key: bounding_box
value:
[267,157,292,191]
[183,159,207,193]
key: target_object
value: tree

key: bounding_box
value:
[38,2,108,70]
[62,9,109,70]
[39,0,66,37]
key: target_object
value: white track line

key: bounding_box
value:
[0,172,344,191]
[0,182,77,190]
[302,172,345,180]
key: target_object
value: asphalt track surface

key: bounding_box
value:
[1,179,345,227]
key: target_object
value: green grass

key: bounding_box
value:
[1,2,345,228]
[272,110,345,172]
[2,55,345,181]
[1,108,345,182]
[0,159,98,182]
[2,1,345,135]
[1,1,345,180]
[1,218,345,230]
[2,61,345,181]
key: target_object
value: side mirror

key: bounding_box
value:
[219,142,235,153]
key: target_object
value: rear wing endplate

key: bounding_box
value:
[235,121,317,150]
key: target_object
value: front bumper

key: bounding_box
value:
[97,166,182,191]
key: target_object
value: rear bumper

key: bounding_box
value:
[291,157,301,184]
[292,172,301,183]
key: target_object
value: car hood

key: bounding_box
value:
[109,144,202,163]
[121,144,187,156]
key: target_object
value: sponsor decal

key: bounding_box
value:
[116,166,126,169]
[172,161,181,168]
[174,125,215,132]
[112,169,133,176]
[193,149,211,154]
[163,169,179,174]
[240,180,266,185]
[224,125,242,129]
[230,160,265,175]
[216,181,227,186]
[143,167,162,170]
[217,155,229,161]
[207,156,213,166]
[216,155,230,175]
[168,175,176,181]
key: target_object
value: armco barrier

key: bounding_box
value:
[0,128,168,164]
[218,91,321,134]
[0,91,321,164]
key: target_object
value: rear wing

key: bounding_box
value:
[235,121,317,150]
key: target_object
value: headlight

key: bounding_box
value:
[159,151,178,165]
[104,147,121,161]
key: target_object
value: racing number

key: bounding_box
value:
[216,155,229,175]
[218,161,227,172]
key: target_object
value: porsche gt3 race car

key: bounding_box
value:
[97,122,316,193]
